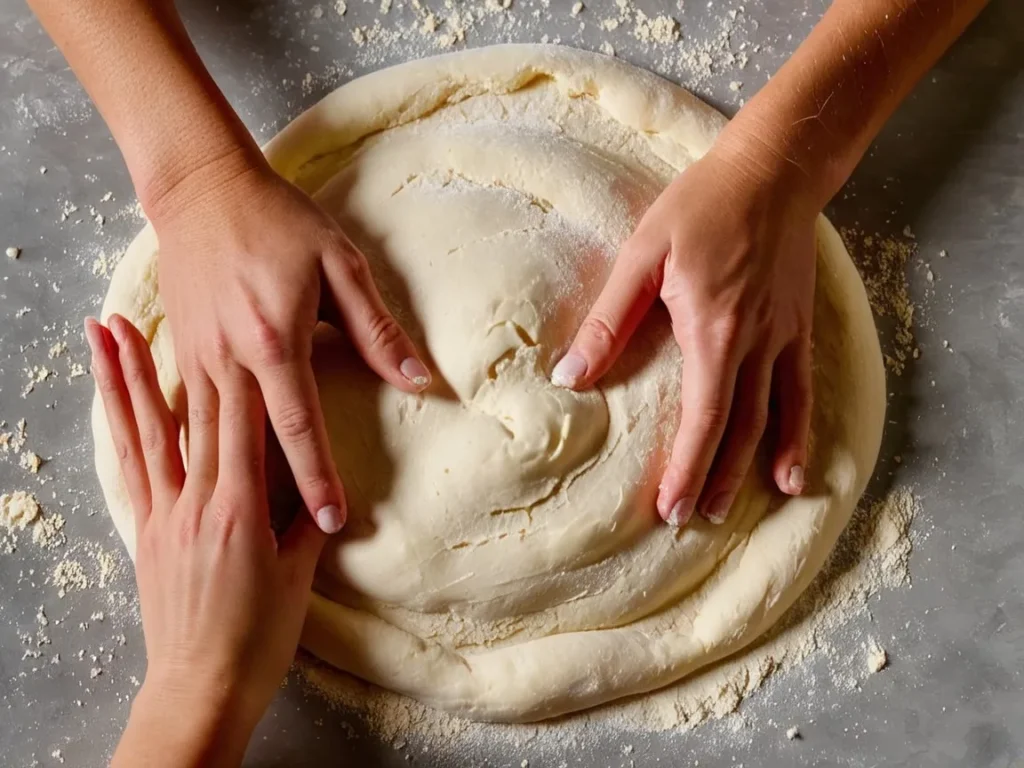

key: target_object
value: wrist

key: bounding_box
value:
[702,121,825,225]
[135,135,267,230]
[114,674,256,768]
[714,105,847,215]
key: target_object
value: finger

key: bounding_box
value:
[698,355,773,524]
[86,317,152,530]
[255,359,347,534]
[213,366,267,506]
[279,506,327,582]
[322,240,431,393]
[657,341,740,528]
[552,232,667,390]
[178,361,220,504]
[108,315,185,506]
[772,336,813,495]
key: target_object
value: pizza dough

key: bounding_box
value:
[92,45,885,723]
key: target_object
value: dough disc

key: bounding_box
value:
[92,45,886,723]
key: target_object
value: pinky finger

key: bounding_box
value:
[86,317,152,529]
[772,336,813,495]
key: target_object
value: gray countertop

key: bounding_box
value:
[2,0,1023,766]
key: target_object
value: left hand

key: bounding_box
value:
[552,134,818,527]
[88,314,326,764]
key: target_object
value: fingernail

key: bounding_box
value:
[400,358,431,389]
[315,505,345,534]
[665,498,695,528]
[704,493,732,525]
[551,353,587,389]
[83,317,102,355]
[788,465,805,494]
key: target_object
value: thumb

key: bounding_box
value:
[552,234,666,390]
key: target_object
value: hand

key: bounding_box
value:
[148,154,431,534]
[552,134,817,528]
[88,315,325,765]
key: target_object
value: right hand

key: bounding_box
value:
[146,153,431,534]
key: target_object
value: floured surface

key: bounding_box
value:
[296,484,917,744]
[92,45,886,722]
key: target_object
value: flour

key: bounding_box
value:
[280,0,765,102]
[52,559,89,597]
[298,485,918,741]
[865,637,888,673]
[632,11,679,44]
[1,490,41,532]
[19,450,43,474]
[842,228,918,375]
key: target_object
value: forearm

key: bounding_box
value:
[719,0,988,209]
[27,0,263,216]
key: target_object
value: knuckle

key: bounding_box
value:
[334,246,371,286]
[174,514,202,549]
[121,358,148,389]
[274,402,317,443]
[365,313,404,352]
[113,438,132,465]
[710,315,743,351]
[579,314,618,353]
[97,374,122,400]
[696,405,729,433]
[206,496,237,528]
[206,329,233,368]
[138,425,168,455]
[176,350,204,382]
[188,403,217,430]
[249,314,292,369]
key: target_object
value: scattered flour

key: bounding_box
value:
[1,490,41,532]
[842,228,918,375]
[1,490,66,552]
[866,638,888,673]
[297,486,919,742]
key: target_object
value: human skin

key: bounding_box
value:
[86,315,326,766]
[553,0,988,527]
[34,0,988,762]
[28,0,435,539]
